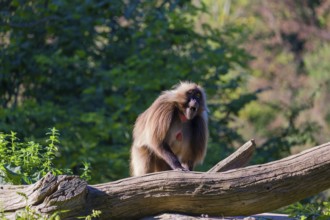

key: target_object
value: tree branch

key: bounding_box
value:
[1,142,330,219]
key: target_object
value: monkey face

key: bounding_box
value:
[184,89,202,120]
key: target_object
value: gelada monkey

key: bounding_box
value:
[130,82,208,176]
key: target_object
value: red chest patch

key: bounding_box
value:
[179,113,188,122]
[176,131,183,142]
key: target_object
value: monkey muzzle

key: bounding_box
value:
[186,99,199,120]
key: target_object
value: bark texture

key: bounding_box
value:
[1,141,330,219]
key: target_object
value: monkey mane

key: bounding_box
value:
[173,81,198,90]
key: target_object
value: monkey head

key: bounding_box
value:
[173,82,207,122]
[184,89,202,120]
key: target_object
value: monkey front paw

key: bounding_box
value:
[174,167,190,172]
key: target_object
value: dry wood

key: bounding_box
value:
[1,142,330,220]
[208,139,256,172]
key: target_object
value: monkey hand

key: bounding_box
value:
[174,167,190,172]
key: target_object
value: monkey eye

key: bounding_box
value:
[195,92,201,99]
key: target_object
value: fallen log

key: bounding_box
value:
[1,141,330,219]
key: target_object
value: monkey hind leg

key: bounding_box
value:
[130,145,172,176]
[130,145,153,176]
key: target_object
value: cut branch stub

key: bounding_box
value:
[208,139,256,173]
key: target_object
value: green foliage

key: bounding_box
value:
[0,0,254,182]
[15,209,61,220]
[208,0,325,165]
[0,128,92,185]
[304,43,330,133]
[285,202,330,220]
[250,96,319,163]
[80,161,92,182]
[0,128,68,184]
[78,210,102,220]
[305,43,330,82]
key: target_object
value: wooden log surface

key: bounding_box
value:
[1,141,330,219]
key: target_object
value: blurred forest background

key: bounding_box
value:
[1,0,330,188]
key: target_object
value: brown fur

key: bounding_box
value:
[130,82,208,176]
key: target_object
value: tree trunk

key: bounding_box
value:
[1,141,330,219]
